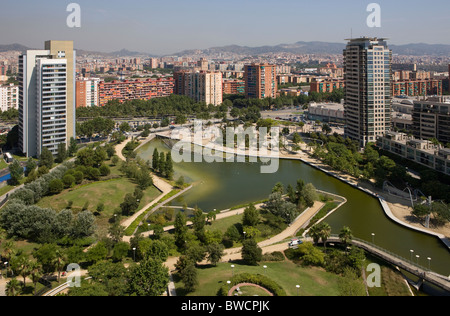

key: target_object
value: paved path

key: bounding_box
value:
[164,201,325,272]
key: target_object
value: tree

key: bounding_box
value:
[29,262,43,296]
[86,242,108,264]
[6,278,21,296]
[308,224,321,245]
[48,179,64,195]
[175,176,185,189]
[25,158,36,177]
[112,242,130,262]
[242,203,260,227]
[8,159,23,186]
[241,238,262,266]
[33,244,58,274]
[292,132,302,145]
[181,260,198,293]
[192,208,206,242]
[165,152,174,180]
[62,174,76,188]
[128,257,169,296]
[68,137,78,157]
[206,243,225,266]
[54,248,67,282]
[152,148,159,171]
[174,212,188,248]
[339,226,353,247]
[56,143,68,163]
[120,193,139,216]
[72,211,96,238]
[301,183,318,208]
[39,147,54,169]
[99,164,111,177]
[319,222,332,251]
[119,122,131,133]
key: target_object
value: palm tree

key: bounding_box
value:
[1,241,15,262]
[29,262,43,296]
[318,222,332,252]
[308,225,321,245]
[54,249,67,283]
[339,226,353,248]
[6,278,21,296]
[17,257,32,289]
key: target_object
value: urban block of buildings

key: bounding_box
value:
[244,63,277,99]
[377,131,450,176]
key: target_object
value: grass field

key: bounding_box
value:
[175,260,345,297]
[36,175,160,235]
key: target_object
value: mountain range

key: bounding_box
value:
[173,41,450,57]
[2,41,450,57]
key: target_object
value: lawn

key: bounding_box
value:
[36,177,160,235]
[175,260,345,297]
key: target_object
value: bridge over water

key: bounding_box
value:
[323,235,450,293]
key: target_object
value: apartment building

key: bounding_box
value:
[412,97,450,145]
[343,37,392,148]
[173,71,223,106]
[377,132,450,175]
[223,79,245,95]
[76,77,100,108]
[310,79,345,93]
[0,84,19,112]
[244,63,277,99]
[98,78,174,106]
[392,79,443,97]
[18,40,76,157]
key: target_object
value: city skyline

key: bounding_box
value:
[1,0,450,55]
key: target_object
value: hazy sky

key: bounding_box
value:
[1,0,450,55]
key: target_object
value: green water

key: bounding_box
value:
[138,139,450,277]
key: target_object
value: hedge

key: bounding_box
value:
[217,273,286,296]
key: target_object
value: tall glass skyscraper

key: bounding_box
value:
[344,37,392,148]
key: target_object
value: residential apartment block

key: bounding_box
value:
[244,63,277,99]
[98,78,174,106]
[412,97,450,145]
[173,71,223,106]
[344,37,392,148]
[19,40,76,157]
[377,132,450,175]
[0,84,19,112]
[223,78,245,95]
[392,79,442,97]
[310,78,345,93]
[76,77,100,108]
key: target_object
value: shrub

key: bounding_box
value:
[217,273,286,296]
[48,179,64,195]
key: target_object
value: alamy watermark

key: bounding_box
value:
[66,3,81,28]
[367,3,382,28]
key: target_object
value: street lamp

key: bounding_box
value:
[427,257,431,270]
[227,281,231,294]
[231,265,235,277]
[371,233,375,244]
[4,262,8,278]
[410,250,414,262]
[263,265,267,276]
[133,248,136,262]
[296,284,300,296]
[243,231,246,240]
[416,255,420,265]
